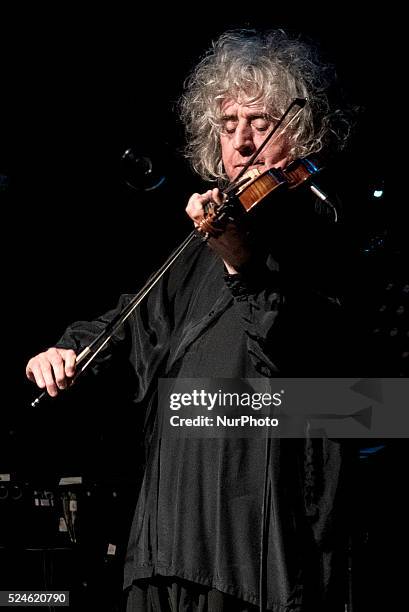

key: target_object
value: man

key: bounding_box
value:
[26,30,352,611]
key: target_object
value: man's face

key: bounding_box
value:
[219,99,290,182]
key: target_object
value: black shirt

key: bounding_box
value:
[58,230,349,612]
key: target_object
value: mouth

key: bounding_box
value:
[234,161,264,169]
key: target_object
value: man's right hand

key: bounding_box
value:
[26,348,77,397]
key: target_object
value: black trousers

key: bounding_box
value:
[125,577,265,612]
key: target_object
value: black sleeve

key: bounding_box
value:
[55,276,173,404]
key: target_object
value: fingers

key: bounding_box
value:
[26,348,77,397]
[211,188,223,207]
[63,349,76,378]
[185,188,223,227]
[185,190,212,226]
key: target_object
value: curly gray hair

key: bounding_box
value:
[178,29,350,183]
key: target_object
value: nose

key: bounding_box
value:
[232,122,255,155]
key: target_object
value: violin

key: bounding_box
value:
[198,156,335,238]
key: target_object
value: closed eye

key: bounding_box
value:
[251,117,271,132]
[221,117,238,134]
[220,114,272,135]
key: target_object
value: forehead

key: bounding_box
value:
[220,98,266,116]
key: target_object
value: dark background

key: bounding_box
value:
[0,8,406,610]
